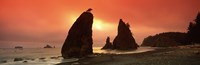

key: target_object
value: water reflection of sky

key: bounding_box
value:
[93,47,156,54]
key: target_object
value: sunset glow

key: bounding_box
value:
[0,0,200,48]
[70,14,110,31]
[1,1,200,65]
[93,19,103,30]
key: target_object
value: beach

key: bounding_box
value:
[0,45,200,65]
[58,45,200,65]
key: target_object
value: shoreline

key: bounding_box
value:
[57,46,200,65]
[57,48,170,65]
[1,45,200,65]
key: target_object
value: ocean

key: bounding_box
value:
[0,47,155,65]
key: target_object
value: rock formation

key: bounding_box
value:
[14,58,23,61]
[113,19,138,50]
[44,44,53,48]
[14,46,23,49]
[61,9,93,58]
[101,37,113,49]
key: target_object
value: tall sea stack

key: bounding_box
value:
[61,9,93,58]
[113,19,138,50]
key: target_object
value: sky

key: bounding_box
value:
[0,0,200,48]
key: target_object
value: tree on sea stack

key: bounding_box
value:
[61,8,93,58]
[186,12,200,44]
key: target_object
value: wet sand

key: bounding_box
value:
[57,45,200,65]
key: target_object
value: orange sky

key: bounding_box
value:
[0,0,200,48]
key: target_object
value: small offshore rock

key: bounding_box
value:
[23,61,28,63]
[14,58,23,61]
[39,57,45,60]
[50,56,58,59]
[39,57,45,59]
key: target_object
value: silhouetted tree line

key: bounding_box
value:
[142,12,200,47]
[186,12,200,44]
[142,32,186,47]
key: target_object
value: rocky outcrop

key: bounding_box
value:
[101,37,113,49]
[61,9,93,58]
[15,46,23,49]
[44,44,53,48]
[14,58,23,61]
[113,19,139,50]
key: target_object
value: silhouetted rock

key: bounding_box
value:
[61,9,93,58]
[14,46,23,50]
[39,57,45,60]
[23,61,28,63]
[101,37,113,49]
[141,32,186,47]
[14,58,23,61]
[50,56,58,59]
[113,19,138,50]
[44,44,53,48]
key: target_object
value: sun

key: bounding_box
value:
[93,19,103,30]
[68,15,104,30]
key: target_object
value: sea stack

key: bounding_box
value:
[61,8,93,58]
[113,19,139,50]
[101,37,113,49]
[44,44,53,48]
